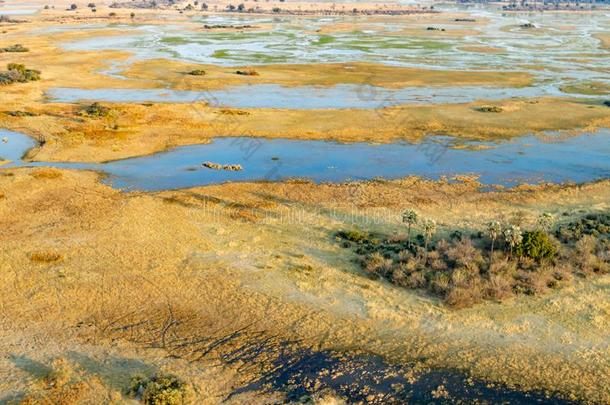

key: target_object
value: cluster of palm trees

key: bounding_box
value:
[401,209,436,251]
[402,209,555,259]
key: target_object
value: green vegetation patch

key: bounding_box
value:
[312,35,336,46]
[211,49,230,59]
[160,36,191,45]
[477,105,503,113]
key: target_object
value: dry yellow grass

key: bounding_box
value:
[1,6,609,403]
[1,168,609,403]
[29,251,63,263]
[124,59,533,90]
[30,168,63,179]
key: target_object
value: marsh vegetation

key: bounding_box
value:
[0,64,40,85]
[80,102,113,118]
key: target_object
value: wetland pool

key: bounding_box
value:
[1,129,609,191]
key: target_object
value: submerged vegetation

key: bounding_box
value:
[337,211,609,308]
[0,63,41,85]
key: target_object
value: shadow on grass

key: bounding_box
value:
[229,347,578,404]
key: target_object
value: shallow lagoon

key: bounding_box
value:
[2,129,609,191]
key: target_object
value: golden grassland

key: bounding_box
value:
[3,97,609,163]
[0,168,609,403]
[1,7,610,403]
[124,59,534,90]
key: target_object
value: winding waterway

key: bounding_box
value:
[2,129,609,191]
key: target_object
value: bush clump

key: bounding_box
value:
[187,69,206,76]
[336,230,370,244]
[336,211,609,308]
[235,69,259,76]
[477,105,503,113]
[515,230,557,261]
[128,374,190,405]
[4,110,37,117]
[81,102,112,118]
[0,63,41,85]
[0,44,29,53]
[555,212,610,242]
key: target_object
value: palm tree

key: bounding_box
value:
[487,221,502,259]
[422,219,437,253]
[503,225,523,258]
[537,212,554,232]
[402,209,418,248]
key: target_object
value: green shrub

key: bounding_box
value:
[515,230,557,261]
[128,374,190,405]
[0,44,29,53]
[4,110,37,117]
[478,105,503,113]
[187,69,206,76]
[235,69,259,76]
[556,212,610,242]
[336,230,369,243]
[82,102,111,117]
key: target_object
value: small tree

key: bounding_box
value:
[70,3,77,10]
[515,230,557,261]
[503,225,523,258]
[487,221,501,259]
[402,209,418,248]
